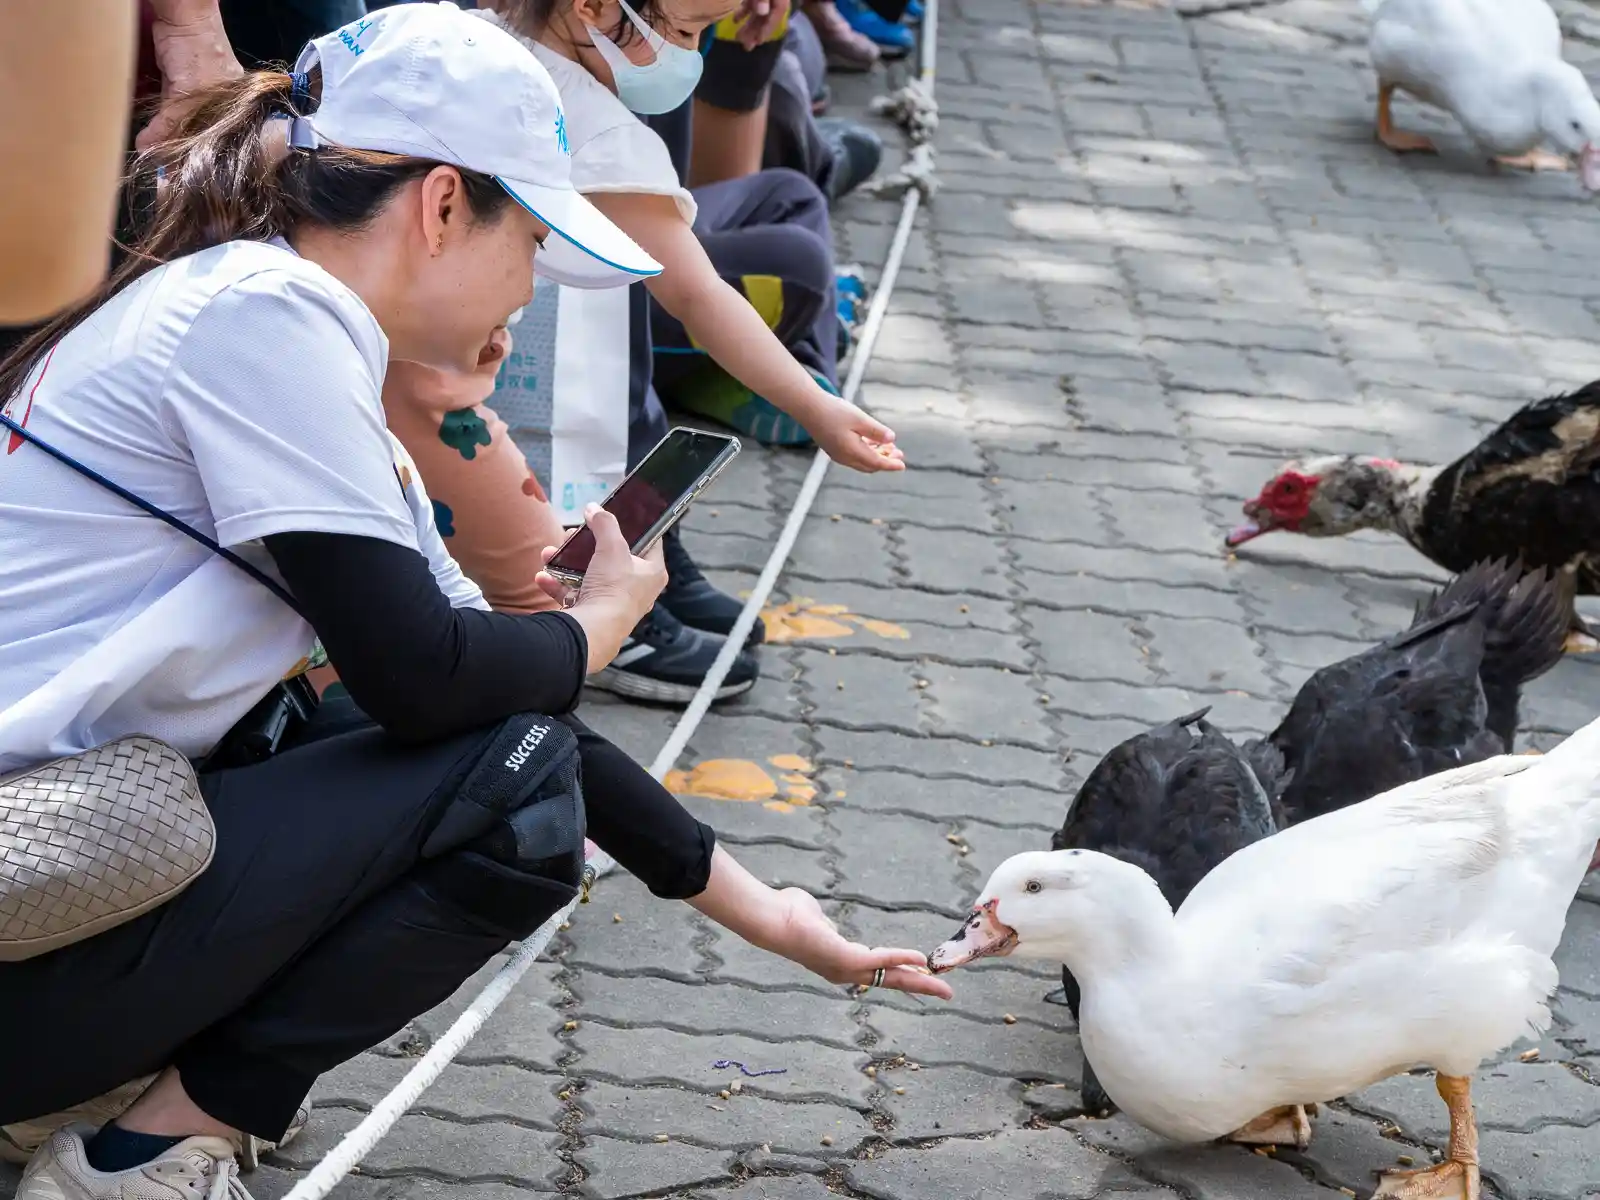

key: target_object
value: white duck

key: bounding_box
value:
[930,716,1600,1200]
[1365,0,1600,186]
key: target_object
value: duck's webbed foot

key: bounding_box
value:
[1493,148,1571,173]
[1226,1104,1314,1150]
[1371,1073,1480,1200]
[1371,1159,1478,1199]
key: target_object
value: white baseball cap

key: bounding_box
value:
[292,1,660,290]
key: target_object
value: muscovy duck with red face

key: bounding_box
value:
[1226,380,1600,652]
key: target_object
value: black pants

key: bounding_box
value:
[651,168,838,395]
[0,699,618,1141]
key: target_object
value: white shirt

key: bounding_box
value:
[0,239,486,773]
[479,12,697,223]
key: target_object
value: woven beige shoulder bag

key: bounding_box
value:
[0,737,214,961]
[0,408,310,964]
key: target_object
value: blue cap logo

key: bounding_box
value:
[554,109,570,155]
[337,16,375,55]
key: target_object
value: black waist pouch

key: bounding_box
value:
[414,714,587,939]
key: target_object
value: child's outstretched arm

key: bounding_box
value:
[593,191,905,474]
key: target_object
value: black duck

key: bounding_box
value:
[1267,558,1570,826]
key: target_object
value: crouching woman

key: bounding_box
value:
[0,8,947,1200]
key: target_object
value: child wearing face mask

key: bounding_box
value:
[477,0,901,470]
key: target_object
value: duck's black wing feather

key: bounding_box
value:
[1276,668,1498,826]
[1268,588,1503,824]
[1421,383,1600,580]
[1412,559,1570,746]
[1051,706,1213,863]
[1146,718,1286,903]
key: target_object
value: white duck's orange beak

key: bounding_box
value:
[928,898,1019,974]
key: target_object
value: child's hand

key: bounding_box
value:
[731,0,791,47]
[808,396,907,473]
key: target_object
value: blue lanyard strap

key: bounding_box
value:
[0,411,307,620]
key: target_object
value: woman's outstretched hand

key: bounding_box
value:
[772,886,953,999]
[687,846,952,1000]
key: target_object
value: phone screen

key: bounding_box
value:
[547,429,734,577]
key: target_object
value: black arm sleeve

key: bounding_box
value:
[264,531,589,743]
[559,715,717,899]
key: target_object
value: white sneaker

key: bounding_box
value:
[1,1080,155,1167]
[3,1095,309,1173]
[16,1128,253,1200]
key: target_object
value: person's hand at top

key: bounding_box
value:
[803,392,906,473]
[537,504,666,672]
[137,0,244,150]
[732,0,793,49]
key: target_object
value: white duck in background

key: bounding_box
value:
[930,716,1600,1200]
[1364,0,1600,187]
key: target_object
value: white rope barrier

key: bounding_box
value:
[280,12,940,1198]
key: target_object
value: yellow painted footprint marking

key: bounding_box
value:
[665,755,819,813]
[756,597,910,644]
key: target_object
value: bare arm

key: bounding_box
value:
[138,0,243,150]
[591,190,905,474]
[0,2,137,322]
[688,845,952,998]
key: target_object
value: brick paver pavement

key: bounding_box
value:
[10,0,1600,1197]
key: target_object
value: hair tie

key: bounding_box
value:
[289,71,313,114]
[287,116,317,151]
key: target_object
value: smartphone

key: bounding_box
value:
[544,428,741,587]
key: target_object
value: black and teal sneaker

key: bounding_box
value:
[661,528,766,646]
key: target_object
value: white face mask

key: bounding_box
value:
[585,0,705,115]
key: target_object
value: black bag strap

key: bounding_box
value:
[1,411,308,621]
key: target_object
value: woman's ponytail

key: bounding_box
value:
[138,70,299,263]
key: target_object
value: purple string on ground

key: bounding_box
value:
[712,1059,788,1077]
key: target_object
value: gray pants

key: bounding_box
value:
[766,15,837,194]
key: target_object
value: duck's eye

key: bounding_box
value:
[1024,880,1043,894]
[1574,120,1584,132]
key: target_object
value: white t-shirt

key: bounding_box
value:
[0,238,486,773]
[478,11,697,223]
